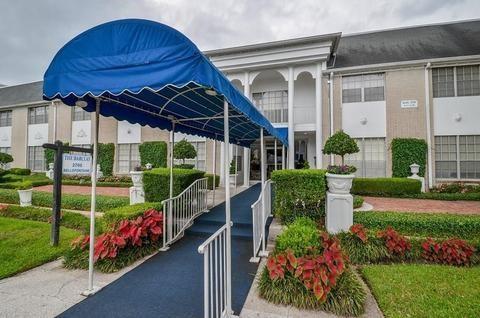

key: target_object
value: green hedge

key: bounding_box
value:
[8,168,31,175]
[143,168,205,202]
[0,188,128,212]
[102,202,163,227]
[271,169,327,224]
[391,138,427,177]
[0,205,98,234]
[98,143,115,176]
[206,174,220,190]
[139,141,167,168]
[352,178,421,196]
[354,211,480,240]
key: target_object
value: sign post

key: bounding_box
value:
[42,141,92,246]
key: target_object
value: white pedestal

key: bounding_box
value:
[325,191,353,234]
[408,175,425,192]
[129,186,145,205]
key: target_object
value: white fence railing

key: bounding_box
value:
[161,177,208,250]
[198,223,231,318]
[250,179,272,262]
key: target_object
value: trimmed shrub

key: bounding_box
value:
[174,139,197,164]
[0,205,96,234]
[391,138,427,177]
[275,217,320,256]
[206,174,220,190]
[352,177,421,196]
[98,143,115,176]
[174,164,195,169]
[271,169,327,224]
[8,168,31,175]
[353,195,364,209]
[139,141,167,168]
[354,211,480,240]
[0,188,128,212]
[0,153,13,166]
[143,168,205,202]
[102,202,163,228]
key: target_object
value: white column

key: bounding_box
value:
[425,63,433,188]
[223,98,232,313]
[274,139,278,170]
[329,72,335,165]
[288,67,295,169]
[259,128,268,256]
[243,71,251,187]
[85,99,100,296]
[219,142,225,187]
[212,138,216,206]
[315,63,323,169]
[281,145,285,170]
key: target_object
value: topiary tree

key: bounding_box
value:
[323,130,359,165]
[0,152,13,170]
[174,139,196,165]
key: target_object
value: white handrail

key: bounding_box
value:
[198,223,231,318]
[250,180,272,262]
[161,177,209,250]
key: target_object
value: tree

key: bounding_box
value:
[322,130,359,165]
[0,152,13,169]
[174,139,197,164]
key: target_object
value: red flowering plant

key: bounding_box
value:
[377,227,411,257]
[266,232,346,302]
[349,224,368,243]
[70,209,164,262]
[422,237,475,266]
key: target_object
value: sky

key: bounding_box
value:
[0,0,479,86]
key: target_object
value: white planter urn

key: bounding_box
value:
[18,189,33,207]
[325,173,354,194]
[130,171,144,188]
[229,174,238,186]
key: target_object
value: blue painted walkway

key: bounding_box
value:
[59,184,262,318]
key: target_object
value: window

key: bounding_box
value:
[342,73,385,103]
[117,143,140,173]
[72,106,91,121]
[432,65,480,98]
[0,110,12,127]
[28,105,48,124]
[456,66,480,96]
[252,91,288,123]
[0,147,11,169]
[176,141,206,171]
[435,135,480,179]
[27,146,45,171]
[345,138,386,177]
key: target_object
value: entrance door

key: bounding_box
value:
[294,139,308,169]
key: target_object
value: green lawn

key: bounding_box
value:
[0,216,80,279]
[361,264,480,318]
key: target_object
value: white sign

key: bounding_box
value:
[62,153,92,175]
[401,100,418,108]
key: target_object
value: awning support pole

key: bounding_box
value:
[282,145,285,170]
[234,144,238,193]
[83,99,100,296]
[223,98,232,315]
[168,121,175,243]
[259,128,268,257]
[212,137,216,207]
[274,139,278,171]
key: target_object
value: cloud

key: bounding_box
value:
[0,0,479,85]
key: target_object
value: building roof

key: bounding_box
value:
[0,81,44,107]
[332,19,480,69]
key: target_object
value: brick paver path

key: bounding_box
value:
[34,185,129,197]
[364,196,480,214]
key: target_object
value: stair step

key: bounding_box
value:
[186,223,252,240]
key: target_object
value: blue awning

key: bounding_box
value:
[43,19,287,147]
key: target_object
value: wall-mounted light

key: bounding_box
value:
[453,113,462,122]
[205,89,217,96]
[360,117,368,125]
[75,100,88,108]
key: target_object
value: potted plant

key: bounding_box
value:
[322,131,359,194]
[130,165,144,188]
[16,181,33,207]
